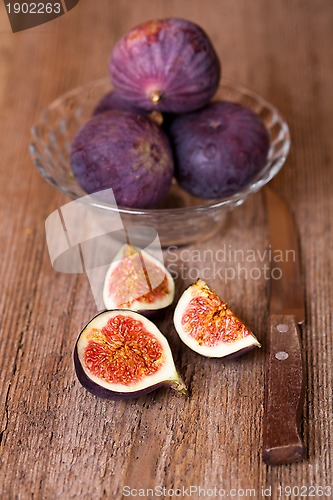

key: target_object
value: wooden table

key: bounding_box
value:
[0,1,332,498]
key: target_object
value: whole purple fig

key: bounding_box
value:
[109,18,221,113]
[169,101,270,199]
[70,110,174,208]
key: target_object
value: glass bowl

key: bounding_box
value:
[30,78,290,247]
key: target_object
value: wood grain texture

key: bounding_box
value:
[0,0,332,498]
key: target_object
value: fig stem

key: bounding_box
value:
[170,376,188,396]
[149,110,164,126]
[150,90,162,105]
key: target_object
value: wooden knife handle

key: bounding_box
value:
[262,314,306,465]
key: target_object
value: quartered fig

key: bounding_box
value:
[109,18,221,113]
[174,279,261,358]
[103,244,175,314]
[70,110,174,208]
[74,310,187,400]
[169,101,270,198]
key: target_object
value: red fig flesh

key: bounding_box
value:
[109,18,221,113]
[103,244,175,313]
[74,310,187,399]
[174,280,261,358]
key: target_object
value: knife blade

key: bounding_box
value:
[262,187,306,465]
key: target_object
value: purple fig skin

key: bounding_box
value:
[180,344,258,361]
[93,90,145,116]
[138,304,172,318]
[93,90,174,130]
[218,345,259,360]
[70,110,174,208]
[169,101,270,199]
[109,18,221,113]
[122,301,174,320]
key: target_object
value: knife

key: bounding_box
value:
[262,187,306,465]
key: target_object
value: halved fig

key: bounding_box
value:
[74,309,187,399]
[103,244,174,313]
[174,279,261,358]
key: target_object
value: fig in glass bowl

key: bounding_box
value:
[30,79,290,247]
[169,101,270,199]
[109,18,221,113]
[70,109,174,208]
[93,90,145,116]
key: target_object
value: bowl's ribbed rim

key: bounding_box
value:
[30,78,291,215]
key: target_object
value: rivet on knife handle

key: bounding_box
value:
[262,314,306,465]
